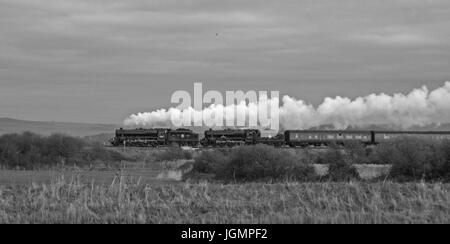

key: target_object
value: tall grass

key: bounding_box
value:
[0,177,448,224]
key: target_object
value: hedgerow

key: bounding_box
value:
[187,145,316,182]
[153,146,193,162]
[0,132,127,169]
[373,137,450,182]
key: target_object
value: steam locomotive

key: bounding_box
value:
[110,128,450,147]
[110,128,199,147]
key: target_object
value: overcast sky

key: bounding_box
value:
[1,0,449,124]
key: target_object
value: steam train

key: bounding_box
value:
[110,128,199,147]
[110,128,450,147]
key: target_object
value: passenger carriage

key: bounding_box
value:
[373,131,450,143]
[284,130,373,147]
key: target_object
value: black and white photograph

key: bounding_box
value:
[1,0,450,230]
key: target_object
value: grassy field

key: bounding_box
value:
[0,169,177,186]
[0,179,448,224]
[0,158,193,186]
[0,146,448,224]
[0,161,389,186]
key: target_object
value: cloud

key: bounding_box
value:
[280,81,450,129]
[348,28,439,46]
[125,82,450,130]
[1,0,450,123]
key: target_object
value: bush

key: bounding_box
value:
[317,145,360,181]
[372,137,448,182]
[0,132,127,169]
[188,145,316,182]
[81,143,128,163]
[342,141,371,164]
[439,140,450,181]
[191,149,228,174]
[153,147,193,162]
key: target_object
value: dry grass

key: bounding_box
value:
[0,177,449,224]
[0,146,448,223]
[0,158,185,186]
[157,159,194,181]
[354,164,392,180]
[311,164,391,180]
[312,164,329,177]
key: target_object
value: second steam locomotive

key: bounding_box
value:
[110,127,450,147]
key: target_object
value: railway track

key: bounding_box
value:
[104,145,332,151]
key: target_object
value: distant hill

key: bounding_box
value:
[0,118,118,137]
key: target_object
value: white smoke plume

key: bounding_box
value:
[124,82,450,130]
[124,98,277,129]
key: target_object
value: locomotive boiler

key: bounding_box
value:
[167,128,199,147]
[110,128,169,147]
[200,128,260,147]
[110,128,199,147]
